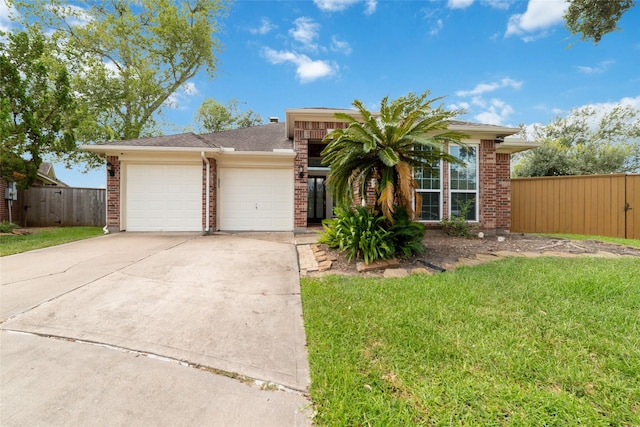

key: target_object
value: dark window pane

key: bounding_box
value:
[418,192,440,221]
[450,193,476,221]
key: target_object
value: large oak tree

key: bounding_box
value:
[0,31,76,188]
[565,0,636,44]
[9,0,229,156]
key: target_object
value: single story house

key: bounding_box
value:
[82,108,538,233]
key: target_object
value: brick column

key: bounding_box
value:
[495,153,511,230]
[201,158,217,232]
[293,120,347,229]
[106,156,120,232]
[480,140,497,230]
[294,125,308,229]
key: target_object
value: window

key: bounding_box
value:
[449,145,478,221]
[308,141,328,168]
[415,148,442,221]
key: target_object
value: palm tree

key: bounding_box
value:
[322,91,467,221]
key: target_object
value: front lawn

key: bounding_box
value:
[301,257,640,425]
[0,227,104,256]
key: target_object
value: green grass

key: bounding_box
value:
[0,227,104,256]
[301,257,640,426]
[536,233,640,248]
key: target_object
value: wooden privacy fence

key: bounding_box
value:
[19,187,106,227]
[511,174,639,240]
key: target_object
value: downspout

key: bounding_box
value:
[201,151,210,233]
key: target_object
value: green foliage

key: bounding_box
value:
[388,207,425,257]
[9,0,230,165]
[0,30,77,188]
[195,98,263,133]
[513,104,640,177]
[319,206,394,264]
[440,198,475,237]
[322,90,466,221]
[0,221,17,233]
[319,205,425,263]
[301,257,640,425]
[564,0,636,44]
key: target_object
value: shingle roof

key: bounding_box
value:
[93,133,212,148]
[201,122,291,152]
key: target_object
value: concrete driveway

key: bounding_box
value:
[0,233,311,426]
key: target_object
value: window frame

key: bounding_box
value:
[448,144,479,222]
[414,153,443,223]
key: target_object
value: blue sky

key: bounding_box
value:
[3,0,639,188]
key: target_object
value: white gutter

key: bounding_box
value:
[201,151,210,233]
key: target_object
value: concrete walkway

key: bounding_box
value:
[1,233,311,426]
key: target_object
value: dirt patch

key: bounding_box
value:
[306,230,640,277]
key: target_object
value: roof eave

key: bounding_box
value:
[214,149,296,158]
[496,139,542,154]
[447,124,521,136]
[80,145,220,155]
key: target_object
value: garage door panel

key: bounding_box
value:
[219,167,293,231]
[125,164,202,232]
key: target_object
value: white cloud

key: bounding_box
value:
[456,77,523,97]
[262,47,337,83]
[449,102,470,111]
[290,17,320,50]
[364,0,377,14]
[314,0,377,14]
[572,96,640,123]
[505,0,567,40]
[471,96,486,107]
[162,82,200,110]
[430,19,444,36]
[249,17,276,35]
[46,3,93,27]
[0,1,17,32]
[330,36,352,55]
[481,0,513,9]
[575,60,614,75]
[474,98,515,125]
[182,82,199,96]
[104,60,120,77]
[447,0,474,9]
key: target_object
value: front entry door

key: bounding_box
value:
[307,177,325,223]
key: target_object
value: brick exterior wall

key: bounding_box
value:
[495,152,511,229]
[293,120,347,229]
[202,158,217,232]
[106,156,120,232]
[479,139,511,232]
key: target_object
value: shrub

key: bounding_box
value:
[440,198,475,238]
[0,221,16,233]
[319,205,394,264]
[388,207,425,257]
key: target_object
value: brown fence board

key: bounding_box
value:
[511,174,639,240]
[20,187,106,227]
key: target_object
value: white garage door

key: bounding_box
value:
[219,167,293,231]
[125,164,202,232]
